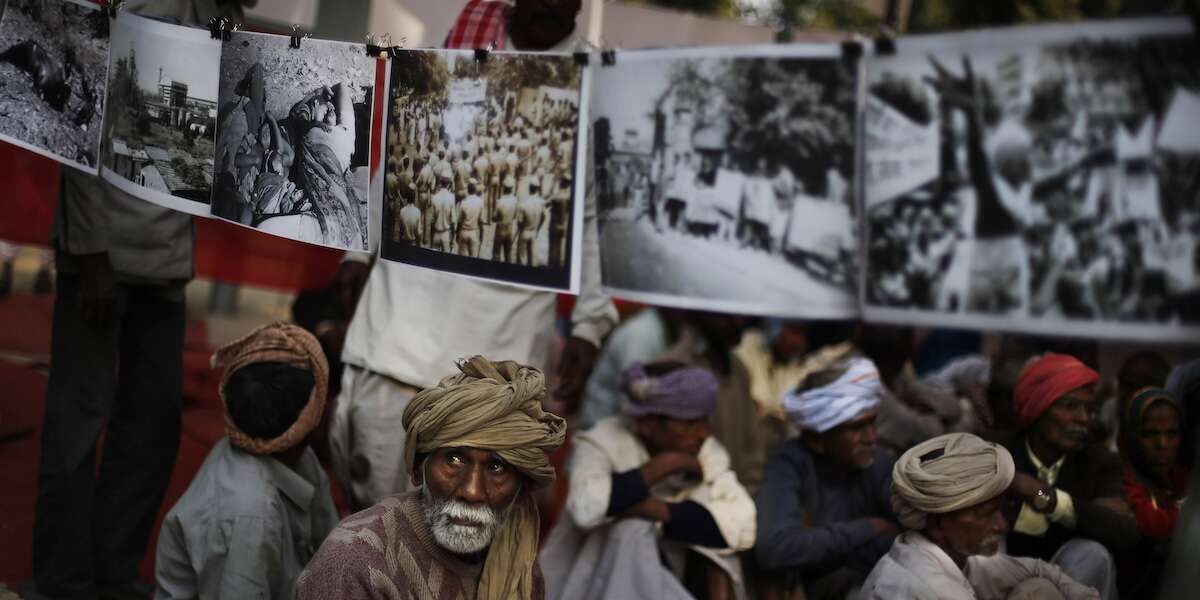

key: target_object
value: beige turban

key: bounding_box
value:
[402,356,566,600]
[891,433,1015,530]
[211,322,329,455]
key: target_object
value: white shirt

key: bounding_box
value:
[861,531,1099,600]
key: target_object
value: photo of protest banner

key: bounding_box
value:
[379,48,585,293]
[99,12,219,216]
[593,45,860,317]
[862,17,1200,341]
[211,31,374,251]
[0,0,107,172]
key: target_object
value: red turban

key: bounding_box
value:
[1013,354,1100,428]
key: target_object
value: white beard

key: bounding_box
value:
[421,486,505,555]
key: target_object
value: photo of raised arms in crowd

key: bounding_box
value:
[0,0,107,172]
[863,18,1200,340]
[380,48,583,292]
[211,32,375,252]
[593,46,860,317]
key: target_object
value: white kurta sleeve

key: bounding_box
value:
[690,437,757,553]
[564,434,619,531]
[967,555,1100,600]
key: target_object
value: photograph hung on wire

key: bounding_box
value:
[861,17,1200,341]
[593,44,861,317]
[99,12,220,216]
[0,0,107,172]
[211,30,376,252]
[379,48,585,293]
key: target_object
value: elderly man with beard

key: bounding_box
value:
[540,362,756,600]
[994,354,1139,600]
[297,356,565,600]
[755,357,901,600]
[863,433,1098,600]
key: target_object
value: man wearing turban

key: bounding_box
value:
[755,357,900,600]
[863,433,1098,599]
[996,354,1137,600]
[297,356,566,600]
[155,322,339,600]
[540,361,756,600]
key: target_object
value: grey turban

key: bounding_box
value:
[891,433,1015,530]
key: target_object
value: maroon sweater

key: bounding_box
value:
[296,491,544,600]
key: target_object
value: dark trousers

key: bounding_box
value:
[33,273,184,596]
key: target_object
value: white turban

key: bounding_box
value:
[891,433,1015,530]
[782,357,882,433]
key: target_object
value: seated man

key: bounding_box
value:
[756,357,900,600]
[541,362,757,600]
[864,433,1098,600]
[998,354,1139,600]
[297,356,566,600]
[155,323,338,600]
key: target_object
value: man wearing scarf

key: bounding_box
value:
[540,362,756,600]
[755,357,900,600]
[997,354,1137,600]
[297,356,566,600]
[155,323,338,600]
[1159,359,1200,600]
[864,433,1098,600]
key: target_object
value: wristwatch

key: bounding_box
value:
[1032,487,1055,512]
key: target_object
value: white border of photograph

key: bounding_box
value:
[859,16,1200,342]
[0,0,109,174]
[98,12,219,217]
[596,42,860,317]
[211,32,378,253]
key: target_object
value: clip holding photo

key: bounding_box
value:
[474,48,489,63]
[104,0,123,18]
[573,52,589,67]
[365,33,385,57]
[600,49,616,66]
[207,16,226,40]
[840,40,863,63]
[290,25,310,49]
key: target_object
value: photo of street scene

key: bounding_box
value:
[100,12,220,214]
[212,31,375,251]
[380,48,583,292]
[863,17,1200,340]
[593,45,859,317]
[0,0,107,172]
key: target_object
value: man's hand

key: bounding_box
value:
[619,497,671,522]
[556,336,599,414]
[77,252,116,328]
[868,517,901,536]
[334,259,371,318]
[1010,472,1047,504]
[640,451,704,487]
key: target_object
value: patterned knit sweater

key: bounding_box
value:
[296,490,545,600]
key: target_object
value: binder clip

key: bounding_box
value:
[289,25,309,49]
[365,34,385,57]
[600,49,616,66]
[840,40,863,63]
[207,17,226,40]
[573,52,589,67]
[873,27,896,56]
[104,0,123,18]
[474,47,489,63]
[223,22,237,42]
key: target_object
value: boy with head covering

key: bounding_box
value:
[540,361,756,600]
[297,356,566,600]
[863,433,1098,599]
[755,357,900,600]
[996,354,1137,600]
[154,323,338,600]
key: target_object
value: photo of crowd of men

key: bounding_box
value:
[594,47,859,317]
[0,0,106,172]
[864,19,1200,338]
[212,32,374,252]
[380,49,582,291]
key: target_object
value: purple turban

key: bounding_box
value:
[621,362,719,420]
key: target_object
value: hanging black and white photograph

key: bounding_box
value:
[211,31,375,251]
[0,0,107,172]
[862,17,1200,341]
[379,48,584,293]
[99,12,220,216]
[593,45,860,317]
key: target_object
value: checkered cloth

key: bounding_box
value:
[444,0,512,50]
